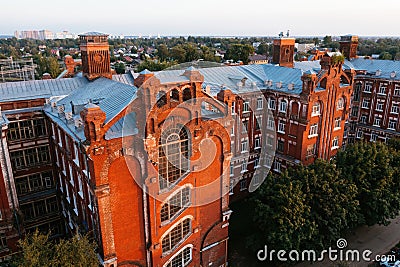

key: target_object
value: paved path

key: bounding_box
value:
[295,215,400,267]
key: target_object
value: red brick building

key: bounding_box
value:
[0,32,399,266]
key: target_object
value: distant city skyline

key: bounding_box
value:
[2,0,400,37]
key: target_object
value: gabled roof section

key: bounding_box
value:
[57,78,137,124]
[0,77,89,103]
[349,58,400,80]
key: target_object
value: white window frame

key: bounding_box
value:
[312,103,321,116]
[268,98,276,110]
[267,116,274,130]
[334,118,341,130]
[257,98,263,110]
[278,120,285,134]
[388,120,397,130]
[254,136,261,149]
[362,99,370,109]
[337,98,344,110]
[373,117,381,127]
[378,84,387,95]
[279,100,287,113]
[364,83,372,93]
[376,102,384,112]
[391,104,399,114]
[332,137,339,150]
[243,101,250,113]
[309,123,318,137]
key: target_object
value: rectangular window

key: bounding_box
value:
[388,120,397,130]
[273,161,281,173]
[373,117,381,127]
[360,115,367,124]
[391,104,399,114]
[362,99,370,109]
[267,116,274,130]
[277,140,284,153]
[394,85,400,96]
[241,161,247,173]
[257,98,263,110]
[378,84,387,95]
[231,102,236,115]
[312,103,321,116]
[306,144,316,157]
[240,179,247,191]
[376,102,384,111]
[371,132,378,142]
[278,120,285,134]
[332,137,339,149]
[364,83,372,92]
[268,98,276,110]
[243,101,250,112]
[356,129,363,139]
[230,163,234,177]
[309,124,318,137]
[241,140,248,152]
[334,118,341,130]
[254,158,260,167]
[279,101,287,113]
[10,146,50,171]
[254,137,261,148]
[351,107,359,117]
[242,120,249,133]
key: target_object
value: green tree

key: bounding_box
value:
[114,62,126,74]
[156,44,169,61]
[170,45,186,63]
[14,230,98,267]
[249,173,314,253]
[15,230,53,267]
[225,44,255,64]
[336,141,400,226]
[46,57,61,78]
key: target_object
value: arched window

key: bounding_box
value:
[170,89,179,101]
[159,127,190,190]
[161,186,191,223]
[157,91,167,108]
[182,88,192,101]
[279,100,287,113]
[162,218,191,254]
[163,245,192,267]
[337,98,345,110]
[312,102,321,116]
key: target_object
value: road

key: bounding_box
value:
[295,215,400,267]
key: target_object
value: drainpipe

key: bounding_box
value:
[142,184,151,266]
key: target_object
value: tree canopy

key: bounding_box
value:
[12,230,99,267]
[249,140,400,260]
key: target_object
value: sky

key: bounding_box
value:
[1,0,400,37]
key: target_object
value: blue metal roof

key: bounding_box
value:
[0,77,89,103]
[348,58,400,80]
[57,78,137,124]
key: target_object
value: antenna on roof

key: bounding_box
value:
[279,32,284,38]
[286,30,290,37]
